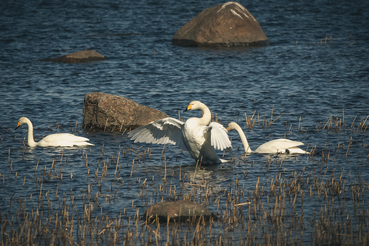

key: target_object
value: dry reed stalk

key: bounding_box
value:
[161,144,166,160]
[269,113,284,126]
[245,111,256,129]
[359,115,369,132]
[262,114,267,127]
[114,152,120,177]
[55,184,59,197]
[179,166,181,181]
[234,202,251,206]
[163,157,167,182]
[345,136,352,158]
[130,160,135,179]
[255,177,260,198]
[288,124,292,134]
[322,116,332,130]
[113,180,125,201]
[351,116,357,130]
[192,160,200,184]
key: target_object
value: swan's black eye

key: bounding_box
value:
[285,149,290,154]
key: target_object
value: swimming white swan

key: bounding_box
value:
[128,101,232,164]
[15,117,94,147]
[227,122,308,154]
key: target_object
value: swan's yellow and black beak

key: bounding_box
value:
[15,122,20,130]
[183,104,192,112]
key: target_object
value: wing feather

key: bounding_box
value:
[128,117,187,150]
[208,122,232,151]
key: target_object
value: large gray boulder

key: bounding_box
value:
[42,50,106,63]
[172,2,269,47]
[83,92,168,132]
[144,200,213,223]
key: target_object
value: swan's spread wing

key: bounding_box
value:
[128,117,186,150]
[255,139,306,154]
[207,122,232,151]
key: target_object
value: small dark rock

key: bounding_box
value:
[144,200,213,223]
[41,50,106,63]
[83,92,168,132]
[172,2,269,47]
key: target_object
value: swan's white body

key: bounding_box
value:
[16,117,94,147]
[227,122,308,154]
[128,101,232,164]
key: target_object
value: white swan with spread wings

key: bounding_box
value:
[128,101,232,164]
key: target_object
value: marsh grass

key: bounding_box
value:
[1,112,369,245]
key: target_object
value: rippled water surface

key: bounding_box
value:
[1,0,368,245]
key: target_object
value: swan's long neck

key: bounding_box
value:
[233,123,252,153]
[198,103,211,126]
[25,119,37,147]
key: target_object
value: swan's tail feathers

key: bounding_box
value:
[68,136,94,147]
[60,141,94,147]
[74,142,94,147]
[287,148,309,154]
[220,158,230,163]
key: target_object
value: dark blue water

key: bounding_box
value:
[1,0,369,244]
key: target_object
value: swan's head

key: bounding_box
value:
[15,117,31,130]
[226,122,239,132]
[183,101,204,112]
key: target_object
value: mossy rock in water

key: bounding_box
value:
[83,92,169,132]
[41,50,106,63]
[144,200,214,223]
[172,2,269,47]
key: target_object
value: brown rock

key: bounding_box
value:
[42,50,106,63]
[144,200,213,223]
[172,2,269,47]
[83,92,168,132]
